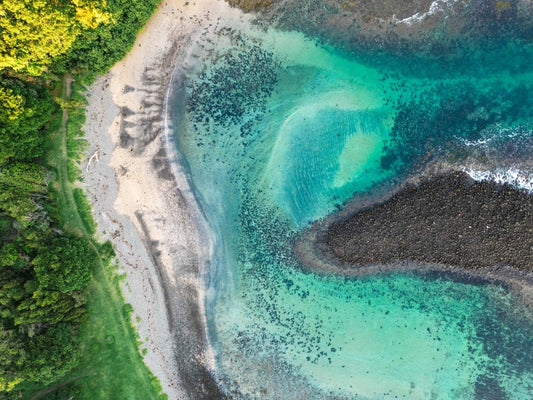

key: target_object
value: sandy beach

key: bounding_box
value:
[81,1,254,398]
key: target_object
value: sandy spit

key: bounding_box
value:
[81,0,253,398]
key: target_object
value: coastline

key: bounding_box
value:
[295,171,533,310]
[77,0,533,397]
[80,1,252,397]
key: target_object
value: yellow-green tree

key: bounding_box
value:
[0,0,112,76]
[0,0,79,75]
[0,87,24,121]
[72,0,113,29]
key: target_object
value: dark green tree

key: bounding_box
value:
[32,235,96,293]
[0,323,79,391]
[68,0,158,76]
[0,162,47,221]
[0,77,56,164]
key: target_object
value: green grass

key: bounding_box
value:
[66,112,86,140]
[27,75,166,400]
[67,159,83,183]
[70,260,166,400]
[22,257,166,400]
[72,188,96,235]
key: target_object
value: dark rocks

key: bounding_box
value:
[186,45,279,130]
[260,0,533,62]
[319,172,532,271]
[225,0,273,12]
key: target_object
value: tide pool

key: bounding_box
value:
[172,26,533,399]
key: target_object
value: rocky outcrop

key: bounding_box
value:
[317,172,532,271]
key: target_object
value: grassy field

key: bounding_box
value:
[26,77,165,400]
[72,251,165,400]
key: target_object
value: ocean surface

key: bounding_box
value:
[170,14,533,400]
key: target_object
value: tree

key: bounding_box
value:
[32,235,96,293]
[0,1,80,75]
[0,162,47,221]
[0,0,113,76]
[72,0,113,29]
[0,1,159,395]
[0,243,18,267]
[0,267,27,324]
[0,323,79,392]
[14,289,87,326]
[68,0,158,75]
[0,77,56,164]
[0,87,24,121]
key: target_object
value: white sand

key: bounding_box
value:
[81,0,254,397]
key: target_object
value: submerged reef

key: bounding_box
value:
[173,1,533,397]
[225,0,273,12]
[315,171,532,271]
[187,45,278,129]
[260,0,533,59]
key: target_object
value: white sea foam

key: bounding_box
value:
[460,137,494,146]
[458,126,527,146]
[395,0,460,26]
[463,167,533,192]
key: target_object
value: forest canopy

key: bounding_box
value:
[0,0,158,395]
[0,0,156,77]
[0,77,56,164]
[0,0,112,75]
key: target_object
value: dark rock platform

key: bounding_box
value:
[316,172,532,271]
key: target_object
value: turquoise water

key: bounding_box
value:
[173,27,533,399]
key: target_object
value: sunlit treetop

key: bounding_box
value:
[72,0,113,29]
[0,0,112,76]
[0,87,25,121]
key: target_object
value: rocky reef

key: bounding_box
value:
[225,0,273,12]
[258,0,533,59]
[314,172,532,271]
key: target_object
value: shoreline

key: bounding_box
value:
[79,0,533,397]
[295,171,533,310]
[296,231,533,310]
[80,1,253,398]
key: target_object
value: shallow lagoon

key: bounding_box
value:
[172,26,533,399]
